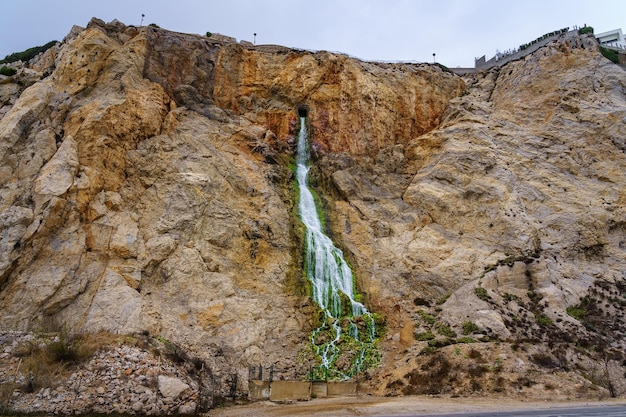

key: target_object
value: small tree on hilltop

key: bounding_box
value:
[578,26,594,35]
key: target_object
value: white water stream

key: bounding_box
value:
[296,117,376,378]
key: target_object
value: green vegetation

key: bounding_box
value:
[490,357,503,373]
[599,46,619,64]
[567,296,591,321]
[415,330,435,341]
[1,40,57,64]
[462,321,480,335]
[502,292,520,303]
[436,293,451,305]
[457,336,476,344]
[481,250,541,278]
[418,310,436,325]
[148,23,160,28]
[566,306,588,320]
[419,345,438,355]
[433,62,452,74]
[0,66,16,76]
[436,323,456,338]
[370,312,386,327]
[294,118,381,380]
[427,338,453,348]
[519,27,570,50]
[578,26,594,35]
[310,316,381,380]
[206,31,212,37]
[535,313,553,326]
[475,286,490,301]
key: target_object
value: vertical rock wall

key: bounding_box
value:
[1,18,625,403]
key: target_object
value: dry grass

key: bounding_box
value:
[0,382,20,414]
[10,331,150,392]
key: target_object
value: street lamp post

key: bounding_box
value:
[433,53,436,63]
[254,33,257,45]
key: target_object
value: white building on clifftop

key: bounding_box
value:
[596,28,626,49]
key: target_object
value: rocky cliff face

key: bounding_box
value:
[1,17,625,409]
[322,33,626,397]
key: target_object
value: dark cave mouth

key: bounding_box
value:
[297,104,309,117]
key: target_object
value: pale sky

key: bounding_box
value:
[1,0,624,68]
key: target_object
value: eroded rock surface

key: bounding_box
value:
[1,18,625,411]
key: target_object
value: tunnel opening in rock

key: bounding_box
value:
[297,104,309,117]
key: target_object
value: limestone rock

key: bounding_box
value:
[178,402,197,415]
[34,136,78,196]
[157,375,189,399]
[1,18,625,406]
[80,268,143,333]
[0,206,34,278]
[211,47,465,156]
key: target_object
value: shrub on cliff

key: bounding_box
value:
[462,321,480,335]
[599,46,619,64]
[0,66,16,76]
[0,40,57,64]
[578,26,594,35]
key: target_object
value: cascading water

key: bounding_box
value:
[296,117,379,379]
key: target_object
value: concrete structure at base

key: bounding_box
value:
[248,380,357,402]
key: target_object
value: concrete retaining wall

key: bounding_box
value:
[474,30,576,71]
[248,380,270,400]
[268,381,311,402]
[248,380,357,402]
[328,381,357,396]
[311,382,328,398]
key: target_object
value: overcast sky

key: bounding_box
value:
[1,0,624,68]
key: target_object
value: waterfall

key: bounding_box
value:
[296,117,377,379]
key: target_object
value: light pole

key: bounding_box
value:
[433,53,436,63]
[141,14,145,26]
[254,33,257,45]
